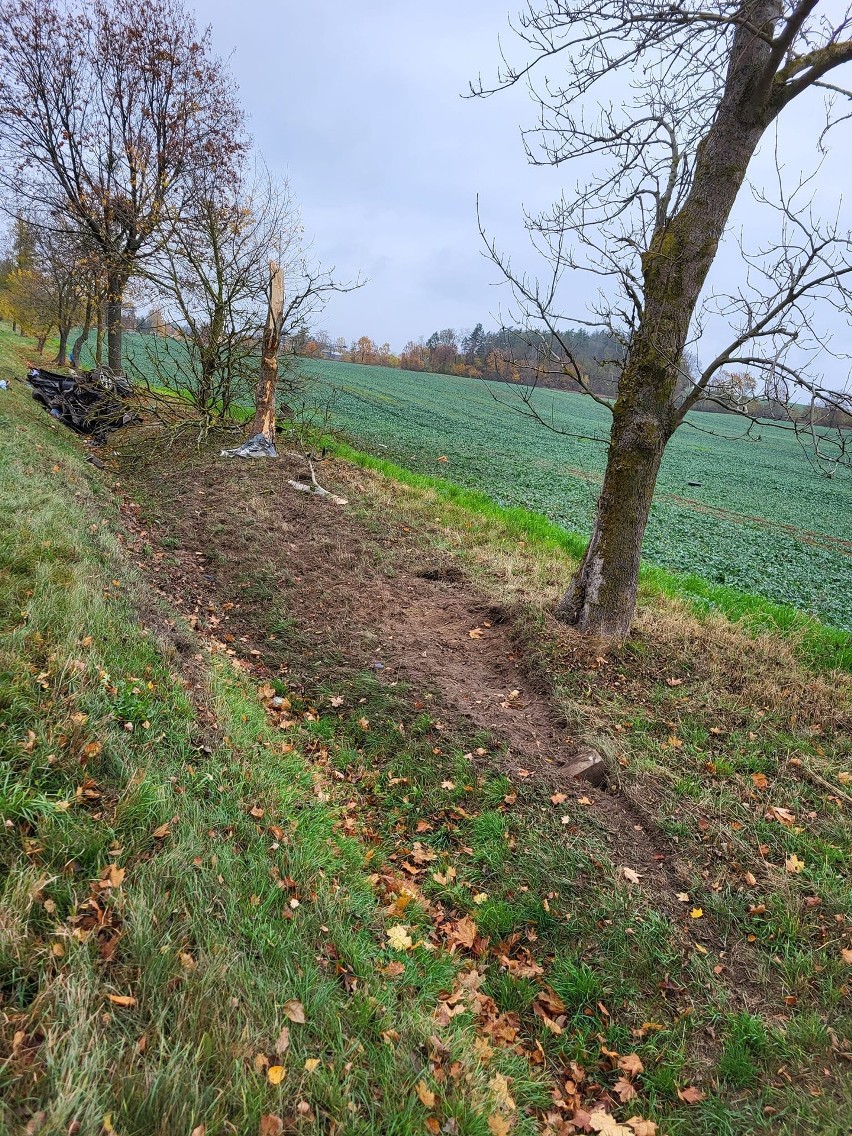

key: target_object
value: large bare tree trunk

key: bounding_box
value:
[556,3,776,639]
[55,326,69,367]
[251,260,284,442]
[105,270,125,375]
[95,302,105,366]
[556,390,667,638]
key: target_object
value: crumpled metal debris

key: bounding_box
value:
[28,367,134,441]
[221,432,278,459]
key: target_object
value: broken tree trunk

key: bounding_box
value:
[252,259,284,443]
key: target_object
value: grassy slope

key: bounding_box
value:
[1,326,851,1135]
[324,440,852,675]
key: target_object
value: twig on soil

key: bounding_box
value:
[284,450,348,505]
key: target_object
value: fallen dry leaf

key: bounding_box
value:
[550,792,567,804]
[588,1111,633,1135]
[487,1115,512,1136]
[282,1000,306,1024]
[614,1076,637,1102]
[267,1065,285,1085]
[304,1058,321,1072]
[449,915,477,949]
[387,924,413,951]
[626,1118,658,1136]
[100,864,125,889]
[489,1072,516,1113]
[618,1053,644,1078]
[766,806,795,826]
[259,1116,283,1136]
[106,994,136,1007]
[751,772,768,790]
[152,822,171,839]
[416,1081,436,1108]
[785,854,805,874]
[676,1086,705,1104]
[840,948,852,965]
[690,908,704,919]
[274,1027,290,1055]
[620,867,641,885]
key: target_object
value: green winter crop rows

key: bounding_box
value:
[300,359,852,631]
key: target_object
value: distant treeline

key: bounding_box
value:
[293,324,851,427]
[294,324,624,397]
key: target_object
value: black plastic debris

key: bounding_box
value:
[27,367,134,441]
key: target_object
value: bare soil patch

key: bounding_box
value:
[124,447,593,781]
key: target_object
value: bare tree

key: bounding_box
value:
[134,164,361,437]
[0,0,245,376]
[474,0,852,639]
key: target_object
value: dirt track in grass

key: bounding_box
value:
[117,441,744,939]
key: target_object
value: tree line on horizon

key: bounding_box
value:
[292,323,852,430]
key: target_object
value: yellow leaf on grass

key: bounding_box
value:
[106,994,136,1007]
[785,854,805,874]
[489,1072,515,1113]
[488,1115,512,1136]
[626,1119,658,1136]
[387,924,413,951]
[690,908,704,919]
[416,1080,436,1108]
[304,1058,321,1072]
[588,1111,633,1135]
[267,1065,285,1085]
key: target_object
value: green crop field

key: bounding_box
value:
[297,358,852,631]
[80,334,852,630]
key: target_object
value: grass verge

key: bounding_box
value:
[2,328,851,1134]
[321,437,852,675]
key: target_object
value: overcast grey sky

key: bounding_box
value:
[192,0,568,348]
[193,0,851,369]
